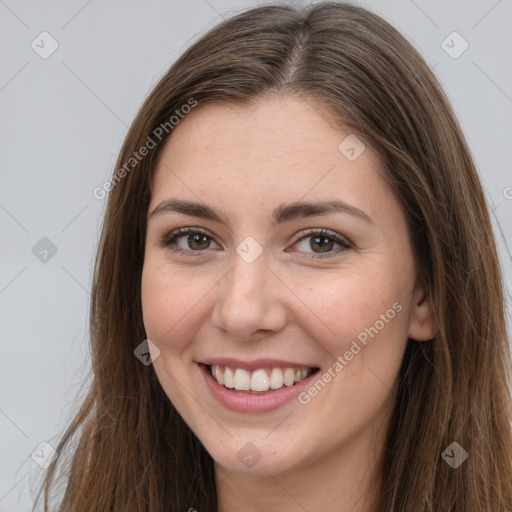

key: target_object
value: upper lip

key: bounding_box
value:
[199,357,318,370]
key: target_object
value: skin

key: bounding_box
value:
[141,95,436,512]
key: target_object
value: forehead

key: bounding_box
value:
[160,96,363,158]
[149,95,391,216]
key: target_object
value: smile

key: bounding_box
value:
[199,362,320,413]
[209,364,314,393]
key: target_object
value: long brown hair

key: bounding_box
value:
[34,2,512,510]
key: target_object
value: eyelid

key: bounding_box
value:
[292,228,351,247]
[159,226,352,258]
[288,228,352,259]
[159,227,220,251]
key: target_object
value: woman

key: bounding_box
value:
[35,2,512,511]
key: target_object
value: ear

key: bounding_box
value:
[408,284,437,341]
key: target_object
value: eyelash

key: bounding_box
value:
[158,227,352,259]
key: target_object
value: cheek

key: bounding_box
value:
[141,263,204,408]
[293,272,408,429]
[301,267,407,343]
[290,268,411,398]
[141,262,199,351]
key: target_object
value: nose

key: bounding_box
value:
[211,251,287,341]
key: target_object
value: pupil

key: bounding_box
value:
[312,236,332,253]
[189,234,209,250]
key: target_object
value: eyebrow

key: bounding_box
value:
[148,199,373,226]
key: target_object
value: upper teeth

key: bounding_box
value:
[211,365,312,391]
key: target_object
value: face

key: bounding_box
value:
[141,95,434,479]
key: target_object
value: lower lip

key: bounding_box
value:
[199,363,319,413]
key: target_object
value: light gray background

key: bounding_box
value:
[1,0,511,510]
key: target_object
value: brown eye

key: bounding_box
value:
[160,228,219,254]
[310,235,335,253]
[186,233,211,250]
[291,229,351,259]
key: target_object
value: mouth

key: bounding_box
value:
[201,363,320,395]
